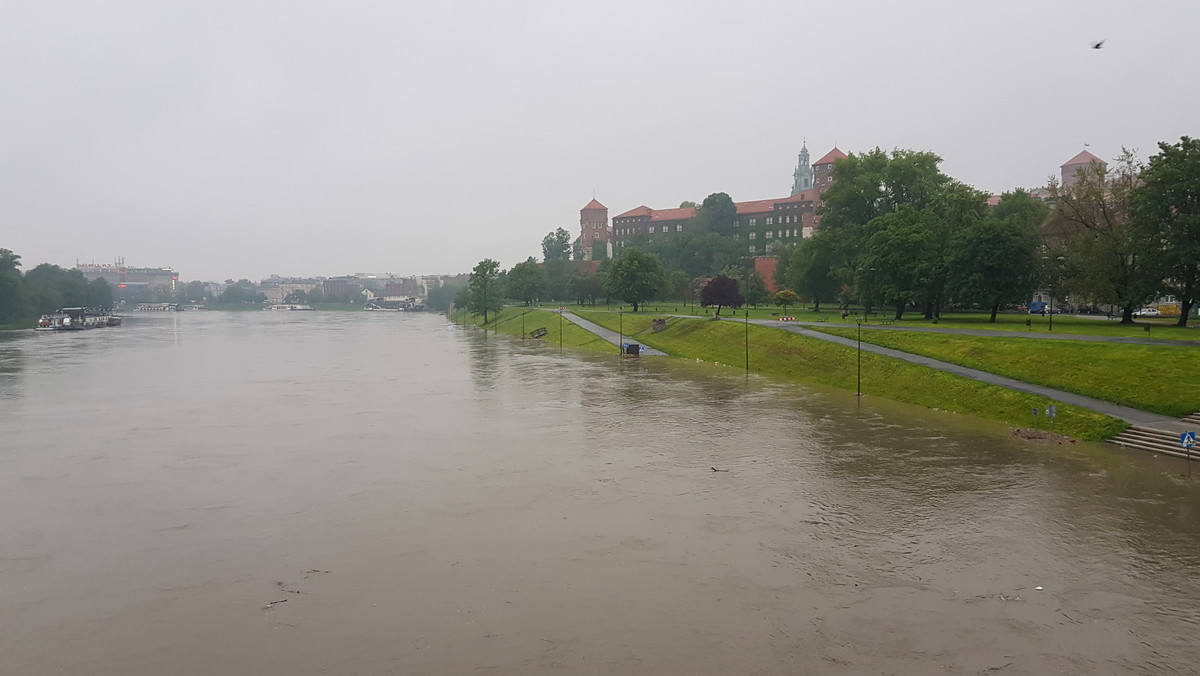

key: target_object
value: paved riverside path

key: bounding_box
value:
[780,318,1200,347]
[559,311,668,356]
[735,317,1188,431]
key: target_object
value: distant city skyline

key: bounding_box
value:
[3,1,1195,282]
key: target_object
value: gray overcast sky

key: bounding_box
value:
[2,1,1196,282]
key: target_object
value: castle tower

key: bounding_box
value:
[580,198,609,261]
[1060,149,1106,188]
[791,141,813,195]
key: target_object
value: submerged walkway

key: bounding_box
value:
[559,311,667,356]
[554,309,1187,431]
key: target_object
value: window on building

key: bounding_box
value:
[777,231,782,239]
[749,218,757,227]
[749,244,756,253]
[765,231,773,239]
[748,232,756,240]
[676,224,683,232]
[733,220,740,228]
[649,226,655,233]
[767,216,774,225]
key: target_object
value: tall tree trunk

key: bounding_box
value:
[989,302,1000,323]
[894,302,905,321]
[1120,306,1134,324]
[813,299,821,313]
[1177,299,1193,327]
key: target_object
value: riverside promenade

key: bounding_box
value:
[558,309,1189,432]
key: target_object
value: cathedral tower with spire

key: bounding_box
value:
[791,141,813,195]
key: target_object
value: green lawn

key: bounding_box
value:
[462,306,618,354]
[813,327,1200,418]
[572,310,1126,442]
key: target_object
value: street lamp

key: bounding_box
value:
[1042,256,1066,332]
[744,307,750,374]
[856,316,863,396]
[619,310,623,356]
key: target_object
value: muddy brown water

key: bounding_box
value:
[1,311,1197,675]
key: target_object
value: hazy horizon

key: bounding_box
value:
[4,1,1196,282]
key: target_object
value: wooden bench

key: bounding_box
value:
[528,327,548,339]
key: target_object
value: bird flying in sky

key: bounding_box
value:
[1091,40,1105,49]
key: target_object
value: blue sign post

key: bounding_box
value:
[1182,432,1195,477]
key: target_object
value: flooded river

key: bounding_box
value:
[1,311,1197,674]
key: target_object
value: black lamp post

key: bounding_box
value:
[856,316,863,396]
[618,310,623,355]
[744,307,749,373]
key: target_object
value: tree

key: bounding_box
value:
[0,249,27,323]
[1131,136,1200,326]
[24,264,91,313]
[467,258,504,323]
[507,257,547,306]
[786,234,839,312]
[694,192,737,234]
[87,278,113,309]
[573,272,605,306]
[603,247,665,312]
[700,275,744,317]
[543,258,575,302]
[571,236,582,261]
[179,280,209,304]
[948,215,1039,322]
[858,207,937,320]
[590,239,608,261]
[542,228,572,262]
[426,279,464,312]
[284,289,308,304]
[679,200,697,208]
[220,279,261,304]
[773,289,799,317]
[743,271,769,308]
[1049,150,1157,324]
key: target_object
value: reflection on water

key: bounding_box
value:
[0,311,1197,675]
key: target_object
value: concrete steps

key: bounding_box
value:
[1108,425,1197,460]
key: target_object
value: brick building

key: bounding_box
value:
[579,199,610,261]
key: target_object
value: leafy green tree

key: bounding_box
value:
[507,257,547,305]
[221,279,261,304]
[1131,136,1200,326]
[858,207,937,320]
[0,249,28,323]
[694,192,737,234]
[573,272,605,306]
[700,275,744,316]
[679,200,697,208]
[603,247,665,312]
[1049,150,1157,323]
[993,188,1050,228]
[642,232,744,279]
[543,259,575,302]
[178,280,209,304]
[948,215,1039,322]
[571,236,582,261]
[542,228,573,262]
[590,239,608,261]
[284,290,308,304]
[87,278,113,309]
[773,288,799,316]
[467,258,505,322]
[743,271,769,308]
[425,279,463,312]
[786,234,839,312]
[24,264,91,313]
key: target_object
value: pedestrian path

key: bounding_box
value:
[555,309,1190,436]
[749,318,1188,431]
[786,319,1198,347]
[559,311,667,356]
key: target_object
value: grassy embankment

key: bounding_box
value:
[812,327,1200,418]
[568,309,1126,442]
[456,306,619,354]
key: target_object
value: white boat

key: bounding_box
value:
[35,308,119,331]
[264,304,315,311]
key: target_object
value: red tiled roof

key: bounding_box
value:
[649,206,696,222]
[776,189,816,204]
[813,147,847,166]
[614,205,652,219]
[987,195,1002,207]
[1061,150,1105,168]
[735,198,778,215]
[582,198,606,211]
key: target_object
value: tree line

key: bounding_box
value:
[0,250,114,326]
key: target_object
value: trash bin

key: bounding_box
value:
[625,343,640,356]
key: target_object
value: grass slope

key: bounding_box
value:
[572,310,1126,442]
[469,307,617,354]
[813,327,1200,418]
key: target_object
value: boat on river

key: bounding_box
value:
[35,307,121,331]
[264,304,314,311]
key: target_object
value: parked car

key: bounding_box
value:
[1133,307,1161,317]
